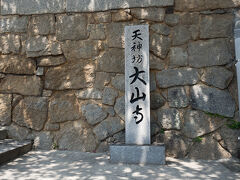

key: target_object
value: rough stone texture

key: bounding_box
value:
[150,24,170,36]
[93,12,111,23]
[168,87,189,108]
[0,55,36,74]
[179,12,199,25]
[0,34,21,54]
[7,124,30,141]
[36,67,44,76]
[165,14,179,26]
[112,10,132,22]
[82,103,107,125]
[0,75,42,96]
[75,88,102,100]
[200,14,233,39]
[131,8,165,21]
[44,122,60,131]
[12,97,48,131]
[149,54,165,70]
[183,110,225,138]
[114,96,125,120]
[30,15,55,35]
[112,74,125,92]
[45,60,94,90]
[48,92,81,123]
[201,67,233,89]
[95,72,111,90]
[169,47,188,68]
[164,131,192,158]
[32,131,53,150]
[56,14,88,41]
[172,26,191,46]
[157,108,181,130]
[0,16,28,33]
[97,48,124,73]
[0,94,12,126]
[62,40,99,60]
[103,106,115,117]
[187,135,232,160]
[96,142,109,153]
[188,39,232,68]
[37,56,66,67]
[102,87,118,105]
[150,33,171,59]
[190,84,235,117]
[156,68,200,88]
[150,92,165,110]
[12,94,23,108]
[93,117,124,141]
[88,24,106,40]
[150,72,157,92]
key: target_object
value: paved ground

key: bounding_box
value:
[0,150,239,180]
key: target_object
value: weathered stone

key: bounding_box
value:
[82,103,107,125]
[0,16,28,33]
[42,90,52,97]
[201,67,233,89]
[76,88,102,100]
[149,54,165,70]
[103,106,115,116]
[169,47,188,68]
[96,142,109,153]
[62,40,99,60]
[32,131,53,150]
[150,24,170,36]
[56,14,88,41]
[168,87,189,108]
[187,135,232,160]
[0,75,42,96]
[165,14,179,26]
[37,56,66,67]
[112,10,132,22]
[0,55,36,75]
[13,97,48,131]
[88,24,106,40]
[45,60,94,90]
[102,87,118,105]
[36,67,44,76]
[190,84,235,117]
[0,94,12,126]
[97,48,124,73]
[179,12,199,25]
[164,131,192,158]
[156,68,200,88]
[26,36,50,57]
[12,94,23,108]
[0,34,20,54]
[150,92,165,110]
[112,74,125,92]
[188,39,232,68]
[95,72,111,90]
[131,8,165,21]
[189,25,199,40]
[44,122,59,131]
[0,73,5,79]
[93,12,111,23]
[150,33,171,59]
[48,92,81,123]
[157,108,181,130]
[30,15,55,35]
[172,25,191,46]
[200,14,233,39]
[48,38,62,56]
[114,96,125,120]
[150,72,157,92]
[7,124,30,141]
[183,110,225,138]
[151,122,160,136]
[93,117,124,141]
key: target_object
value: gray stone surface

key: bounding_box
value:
[93,12,111,23]
[150,23,170,36]
[172,25,191,46]
[114,96,125,120]
[201,67,233,89]
[82,103,107,125]
[37,56,66,67]
[190,84,235,117]
[150,72,157,92]
[36,67,44,76]
[25,36,49,57]
[168,87,189,108]
[110,144,165,164]
[149,54,165,70]
[29,15,55,35]
[112,10,132,22]
[56,14,88,41]
[0,34,21,54]
[150,92,165,110]
[0,16,28,33]
[112,74,125,92]
[102,87,118,105]
[95,72,111,90]
[93,117,124,141]
[165,14,180,26]
[131,8,165,22]
[156,68,200,88]
[0,94,12,126]
[169,47,188,68]
[7,124,30,140]
[32,131,53,150]
[157,108,181,130]
[88,24,106,40]
[75,88,102,100]
[188,39,232,68]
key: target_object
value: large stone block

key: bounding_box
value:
[111,74,125,92]
[168,87,189,108]
[7,124,30,140]
[188,39,232,68]
[200,14,233,39]
[149,54,165,70]
[0,94,12,126]
[131,8,165,22]
[150,23,170,36]
[156,68,200,88]
[32,131,53,150]
[13,97,48,131]
[75,88,102,100]
[157,108,181,130]
[169,47,188,68]
[172,25,191,46]
[93,12,111,23]
[48,92,81,123]
[0,55,36,74]
[37,56,66,67]
[0,34,20,54]
[56,14,88,41]
[190,84,235,117]
[95,72,111,90]
[102,87,118,105]
[114,96,125,120]
[88,24,106,40]
[0,16,28,33]
[0,75,42,96]
[150,92,165,110]
[45,60,94,90]
[112,10,132,22]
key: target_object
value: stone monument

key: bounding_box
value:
[110,25,165,164]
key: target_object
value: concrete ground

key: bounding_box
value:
[0,150,239,180]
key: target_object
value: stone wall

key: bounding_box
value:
[0,0,239,159]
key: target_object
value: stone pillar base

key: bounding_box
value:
[109,143,165,165]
